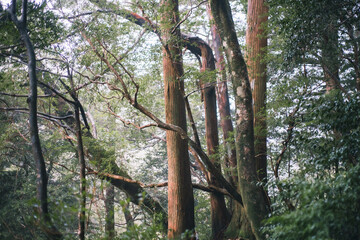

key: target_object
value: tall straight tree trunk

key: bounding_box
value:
[209,1,270,239]
[197,42,230,239]
[8,1,62,239]
[160,0,195,238]
[207,5,254,239]
[245,0,268,184]
[203,83,230,239]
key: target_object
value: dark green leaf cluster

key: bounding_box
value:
[265,163,360,240]
[0,1,62,60]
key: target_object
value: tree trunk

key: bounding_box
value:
[8,1,62,239]
[206,5,237,187]
[209,1,270,239]
[198,43,230,239]
[321,24,340,93]
[105,185,115,239]
[245,0,268,184]
[160,0,195,238]
[207,5,254,239]
[75,106,86,240]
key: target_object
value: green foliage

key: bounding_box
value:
[299,92,360,171]
[0,1,62,58]
[0,170,43,240]
[266,90,360,239]
[193,190,211,240]
[2,0,360,238]
[265,164,360,240]
[116,213,166,240]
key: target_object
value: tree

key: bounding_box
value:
[160,0,195,238]
[245,0,268,184]
[207,4,253,239]
[264,0,360,239]
[209,0,270,239]
[7,1,62,238]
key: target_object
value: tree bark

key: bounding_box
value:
[245,0,268,184]
[160,0,195,238]
[86,2,244,207]
[209,1,270,239]
[207,6,238,188]
[198,40,230,239]
[7,1,62,239]
[207,5,254,239]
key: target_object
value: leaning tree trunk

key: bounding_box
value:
[209,1,270,239]
[160,0,195,238]
[245,0,268,185]
[8,1,62,239]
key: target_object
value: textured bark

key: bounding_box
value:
[209,14,238,187]
[7,1,62,239]
[245,0,268,184]
[225,201,254,239]
[105,185,115,239]
[198,42,230,239]
[209,1,270,239]
[207,5,254,239]
[75,107,86,240]
[160,0,195,238]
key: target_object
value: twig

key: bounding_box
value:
[171,0,207,34]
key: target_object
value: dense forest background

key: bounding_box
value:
[0,0,359,239]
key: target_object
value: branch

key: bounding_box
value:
[88,170,230,197]
[38,80,76,105]
[171,0,207,34]
[88,0,214,62]
[107,104,157,130]
[0,107,75,133]
[0,92,53,98]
